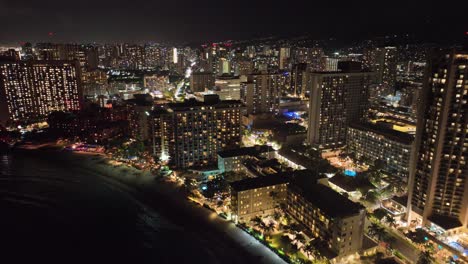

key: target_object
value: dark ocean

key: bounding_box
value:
[0,151,252,264]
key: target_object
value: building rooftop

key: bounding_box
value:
[289,181,365,218]
[391,195,408,207]
[229,169,317,192]
[229,174,290,192]
[428,214,463,230]
[329,173,374,193]
[217,145,271,158]
[167,97,243,111]
[349,122,414,145]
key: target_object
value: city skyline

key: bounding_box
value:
[0,5,466,263]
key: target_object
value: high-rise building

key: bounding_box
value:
[143,74,171,92]
[212,76,244,100]
[0,60,83,126]
[307,62,373,149]
[321,56,339,71]
[407,49,468,233]
[290,63,308,97]
[218,57,231,75]
[151,95,244,168]
[190,72,215,92]
[279,47,291,70]
[0,49,20,61]
[236,59,254,75]
[34,43,98,71]
[144,44,163,68]
[241,72,282,114]
[293,47,324,68]
[21,42,34,60]
[363,46,397,87]
[120,44,145,70]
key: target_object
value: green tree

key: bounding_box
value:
[303,242,320,259]
[366,190,381,204]
[373,208,390,221]
[251,216,266,234]
[417,250,435,264]
[368,223,386,241]
[384,214,396,228]
[273,210,282,221]
[263,222,276,238]
[293,233,306,248]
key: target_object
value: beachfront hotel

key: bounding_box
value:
[151,95,244,168]
[407,49,468,235]
[287,180,366,258]
[307,62,374,149]
[0,59,83,126]
[230,174,289,223]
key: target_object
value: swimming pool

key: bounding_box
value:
[344,169,357,177]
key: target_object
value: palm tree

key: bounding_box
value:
[263,222,276,238]
[368,223,386,241]
[385,215,396,228]
[417,250,435,264]
[294,233,307,248]
[251,216,265,234]
[290,223,303,234]
[303,242,316,259]
[273,210,282,221]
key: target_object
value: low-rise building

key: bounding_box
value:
[217,145,274,173]
[287,181,366,258]
[230,174,289,223]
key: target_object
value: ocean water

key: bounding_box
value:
[0,152,245,263]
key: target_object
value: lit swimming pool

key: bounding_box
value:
[344,169,357,177]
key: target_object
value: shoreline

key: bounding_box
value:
[13,148,287,264]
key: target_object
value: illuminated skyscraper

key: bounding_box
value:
[241,72,282,114]
[279,47,291,70]
[34,43,98,71]
[407,49,468,232]
[0,60,83,126]
[151,95,244,168]
[190,72,215,92]
[307,62,373,149]
[290,63,308,97]
[363,46,397,87]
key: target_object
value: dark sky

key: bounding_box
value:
[0,0,466,44]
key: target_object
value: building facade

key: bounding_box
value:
[287,183,366,257]
[230,175,289,223]
[190,72,215,93]
[347,122,414,181]
[307,63,373,149]
[241,72,282,115]
[290,63,308,97]
[151,95,244,168]
[364,46,397,87]
[217,145,274,173]
[0,60,83,126]
[407,49,468,233]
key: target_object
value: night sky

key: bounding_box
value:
[1,0,466,44]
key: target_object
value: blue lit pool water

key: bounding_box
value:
[449,241,464,252]
[283,111,300,119]
[344,170,357,177]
